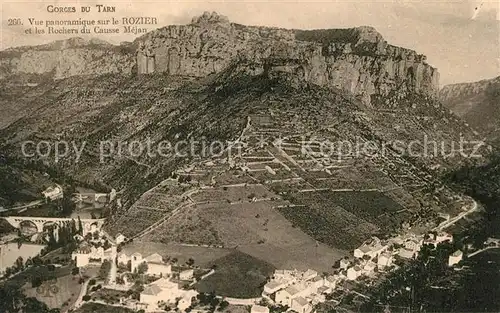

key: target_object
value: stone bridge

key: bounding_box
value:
[3,216,106,235]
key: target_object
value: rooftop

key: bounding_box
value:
[294,296,309,306]
[142,284,163,296]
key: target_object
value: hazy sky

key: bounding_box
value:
[1,0,499,86]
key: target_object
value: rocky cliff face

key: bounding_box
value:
[135,12,439,103]
[0,12,439,103]
[440,76,500,116]
[0,37,135,80]
[440,76,500,142]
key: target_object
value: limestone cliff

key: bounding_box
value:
[0,12,440,103]
[135,12,440,103]
[0,37,135,80]
[440,76,500,142]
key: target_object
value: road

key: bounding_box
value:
[4,200,44,212]
[433,199,478,232]
[468,246,500,258]
[71,276,94,310]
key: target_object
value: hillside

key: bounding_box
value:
[0,12,485,270]
[440,76,500,143]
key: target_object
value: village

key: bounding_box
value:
[0,114,499,313]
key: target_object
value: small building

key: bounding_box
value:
[42,185,63,201]
[347,266,362,281]
[251,304,270,313]
[339,258,350,270]
[353,237,387,259]
[302,269,318,281]
[377,252,393,269]
[264,280,285,295]
[448,250,463,267]
[398,247,416,259]
[363,261,377,275]
[324,275,339,289]
[291,297,312,313]
[147,262,172,277]
[115,233,126,245]
[179,269,194,280]
[276,285,301,306]
[436,232,453,244]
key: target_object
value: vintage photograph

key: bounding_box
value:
[0,0,499,312]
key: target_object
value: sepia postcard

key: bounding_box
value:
[0,1,499,312]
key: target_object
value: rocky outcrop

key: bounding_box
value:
[135,12,439,103]
[0,12,439,103]
[439,76,500,141]
[440,76,500,116]
[0,37,135,80]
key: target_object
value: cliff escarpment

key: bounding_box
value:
[135,12,439,103]
[0,37,135,80]
[0,12,439,103]
[440,76,500,142]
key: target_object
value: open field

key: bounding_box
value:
[144,194,346,272]
[23,273,82,310]
[277,190,406,250]
[121,241,232,267]
[196,250,275,298]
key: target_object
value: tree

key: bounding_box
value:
[77,216,84,235]
[82,295,91,301]
[99,260,111,280]
[186,258,195,267]
[137,262,148,274]
[15,257,24,271]
[71,267,79,275]
[25,257,33,267]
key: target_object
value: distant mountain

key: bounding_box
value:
[440,76,500,143]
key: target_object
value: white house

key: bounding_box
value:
[276,285,301,306]
[179,269,194,280]
[339,258,350,270]
[140,277,197,309]
[436,232,453,244]
[72,245,107,267]
[311,275,324,289]
[347,266,362,281]
[291,297,312,313]
[448,250,463,267]
[302,269,318,281]
[120,252,172,277]
[115,233,126,245]
[363,261,377,276]
[398,247,416,259]
[324,275,339,289]
[42,185,63,201]
[377,252,393,269]
[251,305,270,313]
[178,289,198,311]
[147,262,172,277]
[353,237,387,259]
[264,281,286,295]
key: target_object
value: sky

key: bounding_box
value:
[0,0,499,86]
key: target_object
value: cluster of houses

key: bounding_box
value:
[118,251,198,311]
[258,230,464,313]
[262,268,342,313]
[73,230,199,312]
